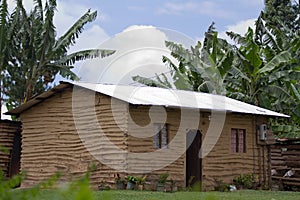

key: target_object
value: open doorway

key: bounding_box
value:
[186,129,202,189]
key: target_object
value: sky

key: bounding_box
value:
[55,0,264,38]
[7,0,265,50]
[2,0,265,119]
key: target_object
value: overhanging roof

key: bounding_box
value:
[6,81,290,118]
[6,83,71,115]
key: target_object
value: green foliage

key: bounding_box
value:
[127,175,138,184]
[186,175,195,191]
[158,173,169,184]
[0,0,115,110]
[132,75,171,88]
[213,178,230,192]
[189,181,202,192]
[264,0,299,33]
[136,175,147,185]
[0,155,99,200]
[233,174,254,189]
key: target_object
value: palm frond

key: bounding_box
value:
[38,0,56,63]
[154,73,173,88]
[45,64,78,80]
[269,70,300,83]
[33,0,43,20]
[132,75,171,88]
[0,0,9,68]
[255,13,282,52]
[190,41,202,57]
[258,51,291,73]
[53,9,97,54]
[165,41,192,63]
[226,31,245,45]
[171,70,193,90]
[290,83,300,101]
[162,55,179,72]
[57,49,115,65]
[267,85,294,104]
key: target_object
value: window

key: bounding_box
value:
[153,123,168,149]
[231,129,246,153]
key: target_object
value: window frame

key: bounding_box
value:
[153,123,168,149]
[231,128,246,153]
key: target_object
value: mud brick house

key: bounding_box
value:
[7,81,288,190]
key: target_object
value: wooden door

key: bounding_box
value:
[9,131,21,178]
[186,129,202,189]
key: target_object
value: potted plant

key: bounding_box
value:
[126,175,137,190]
[136,175,147,191]
[157,173,169,192]
[114,173,126,190]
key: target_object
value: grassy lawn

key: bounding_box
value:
[33,190,299,200]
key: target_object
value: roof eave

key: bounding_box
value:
[5,82,72,115]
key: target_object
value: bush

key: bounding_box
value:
[233,174,254,189]
[213,178,230,192]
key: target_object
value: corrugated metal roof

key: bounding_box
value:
[6,81,289,118]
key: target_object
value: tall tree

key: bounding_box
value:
[264,0,299,33]
[0,0,10,118]
[226,15,300,137]
[1,0,115,111]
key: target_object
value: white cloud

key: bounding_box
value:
[76,25,195,85]
[227,19,256,34]
[77,25,171,84]
[218,18,256,43]
[157,1,232,18]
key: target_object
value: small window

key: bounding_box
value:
[153,123,168,149]
[231,129,246,153]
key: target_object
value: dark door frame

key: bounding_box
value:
[186,129,202,189]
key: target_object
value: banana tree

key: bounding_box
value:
[0,0,9,118]
[133,23,235,95]
[2,0,115,109]
[227,14,300,137]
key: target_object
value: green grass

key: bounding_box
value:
[33,190,299,200]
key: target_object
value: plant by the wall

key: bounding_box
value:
[136,175,147,190]
[213,178,230,192]
[126,175,137,190]
[233,174,254,189]
[157,173,169,192]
